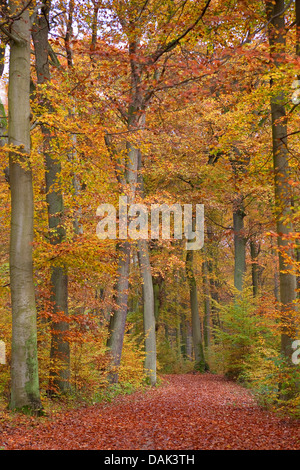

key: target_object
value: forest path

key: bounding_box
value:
[1,373,299,450]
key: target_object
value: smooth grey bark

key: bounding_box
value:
[266,0,298,367]
[233,195,246,292]
[32,2,70,394]
[294,6,300,306]
[176,308,181,358]
[202,259,211,349]
[185,249,206,371]
[107,240,131,383]
[137,150,156,385]
[186,322,193,360]
[48,267,70,392]
[107,140,156,384]
[206,224,221,331]
[153,272,164,337]
[271,239,281,303]
[8,2,41,411]
[174,274,181,358]
[250,238,260,297]
[230,150,249,293]
[106,35,142,384]
[138,239,156,385]
[180,315,188,359]
[106,141,139,384]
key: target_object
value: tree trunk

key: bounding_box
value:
[266,0,298,369]
[250,238,260,297]
[153,280,160,326]
[136,148,156,385]
[8,1,41,412]
[106,144,139,384]
[106,37,142,381]
[32,2,70,394]
[296,247,300,299]
[0,41,6,147]
[233,195,246,292]
[138,239,156,385]
[186,249,206,371]
[107,240,131,383]
[206,224,221,331]
[270,239,281,303]
[295,0,300,300]
[202,260,211,349]
[180,315,188,359]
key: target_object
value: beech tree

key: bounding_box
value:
[104,0,213,384]
[6,0,41,411]
[32,0,70,395]
[186,247,206,371]
[266,0,298,378]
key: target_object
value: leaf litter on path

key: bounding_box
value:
[1,373,299,450]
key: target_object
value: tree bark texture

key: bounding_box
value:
[9,1,41,411]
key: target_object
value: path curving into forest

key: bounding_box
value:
[1,373,299,450]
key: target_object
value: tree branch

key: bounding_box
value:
[0,0,34,44]
[48,42,62,69]
[151,0,212,64]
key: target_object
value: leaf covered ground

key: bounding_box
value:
[1,373,299,450]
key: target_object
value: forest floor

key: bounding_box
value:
[0,373,299,450]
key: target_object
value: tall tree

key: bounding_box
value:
[266,0,298,374]
[250,236,260,297]
[202,257,211,349]
[106,0,213,383]
[186,247,206,371]
[138,239,156,385]
[32,0,70,395]
[295,0,300,299]
[230,154,248,293]
[7,0,41,411]
[137,151,156,385]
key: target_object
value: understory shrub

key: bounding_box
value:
[210,290,300,416]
